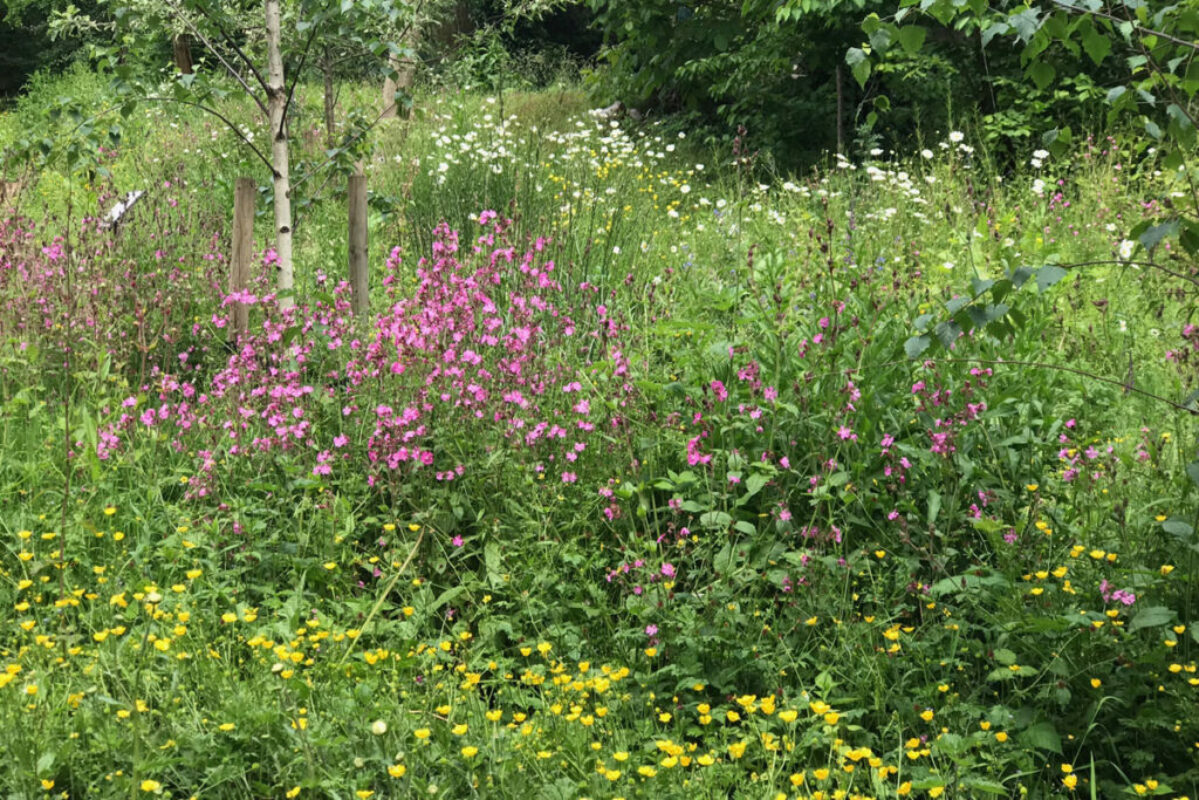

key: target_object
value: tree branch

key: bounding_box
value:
[1059,259,1199,289]
[895,357,1196,413]
[171,6,270,118]
[189,0,274,99]
[281,23,319,132]
[1049,0,1199,53]
[144,96,276,176]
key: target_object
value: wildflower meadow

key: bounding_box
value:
[1,29,1199,800]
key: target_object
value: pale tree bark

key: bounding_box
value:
[381,26,420,119]
[323,48,336,148]
[265,0,295,310]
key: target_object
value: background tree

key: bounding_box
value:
[46,0,417,308]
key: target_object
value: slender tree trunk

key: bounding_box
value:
[173,34,194,75]
[381,26,420,119]
[381,53,399,120]
[265,0,294,310]
[323,48,336,149]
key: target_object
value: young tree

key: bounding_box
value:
[52,0,414,309]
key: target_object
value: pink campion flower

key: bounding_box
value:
[333,434,349,448]
[1112,589,1136,606]
[686,436,712,466]
[819,316,830,329]
[561,471,577,483]
[728,474,741,484]
[837,426,857,441]
[710,380,728,401]
[764,385,777,402]
[661,563,675,578]
[645,624,658,636]
[780,456,790,469]
[451,535,464,547]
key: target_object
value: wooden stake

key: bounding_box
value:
[230,177,255,339]
[348,171,368,316]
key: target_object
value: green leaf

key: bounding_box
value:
[1082,29,1111,64]
[970,277,995,296]
[946,296,971,315]
[934,319,961,349]
[927,490,942,525]
[1010,266,1036,289]
[1186,460,1199,487]
[1028,61,1056,89]
[700,510,733,529]
[714,543,737,574]
[1139,220,1179,252]
[745,473,769,497]
[897,25,927,54]
[962,778,1009,795]
[484,542,502,584]
[1035,264,1067,292]
[1021,721,1062,753]
[846,47,871,88]
[905,335,931,358]
[993,648,1017,665]
[1129,605,1174,632]
[430,585,465,613]
[1162,518,1194,539]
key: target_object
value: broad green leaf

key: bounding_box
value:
[934,319,961,349]
[846,47,872,87]
[897,25,927,54]
[1162,518,1194,539]
[714,543,736,574]
[1021,722,1062,753]
[1028,61,1056,90]
[745,473,769,497]
[1035,264,1067,292]
[1129,605,1174,632]
[1082,29,1111,64]
[700,510,733,529]
[1139,220,1179,252]
[905,335,931,358]
[430,585,465,613]
[927,490,942,525]
[993,648,1017,665]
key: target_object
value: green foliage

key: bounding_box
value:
[1,69,1198,799]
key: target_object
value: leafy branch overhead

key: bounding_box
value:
[854,0,1199,146]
